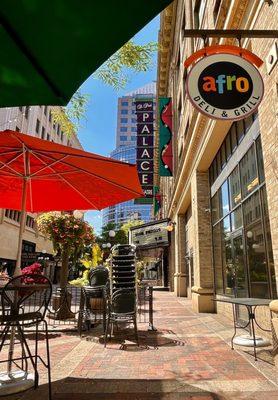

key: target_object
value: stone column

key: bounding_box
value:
[191,170,215,313]
[173,214,187,297]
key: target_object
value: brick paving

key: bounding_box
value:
[3,292,278,399]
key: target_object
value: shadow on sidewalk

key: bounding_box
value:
[14,377,221,400]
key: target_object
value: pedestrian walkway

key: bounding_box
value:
[9,292,278,399]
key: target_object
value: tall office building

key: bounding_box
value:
[102,83,155,227]
[0,106,82,273]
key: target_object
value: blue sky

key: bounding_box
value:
[76,16,159,234]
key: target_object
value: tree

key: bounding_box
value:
[121,219,144,238]
[37,213,94,318]
[53,40,157,136]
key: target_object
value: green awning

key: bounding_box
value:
[0,0,172,107]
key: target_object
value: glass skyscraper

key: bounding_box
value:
[102,83,155,227]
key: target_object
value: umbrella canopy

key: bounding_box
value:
[0,0,172,107]
[0,130,144,212]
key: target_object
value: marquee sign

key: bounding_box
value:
[129,219,169,249]
[135,99,154,204]
[186,53,264,120]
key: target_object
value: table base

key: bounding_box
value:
[233,334,270,347]
[0,372,34,396]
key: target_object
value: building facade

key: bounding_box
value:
[103,84,156,227]
[0,105,82,273]
[157,0,278,318]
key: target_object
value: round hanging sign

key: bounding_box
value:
[186,53,264,120]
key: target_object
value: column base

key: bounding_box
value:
[191,286,215,313]
[174,273,187,297]
[270,300,278,371]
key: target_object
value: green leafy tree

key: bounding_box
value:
[53,40,157,136]
[121,219,144,237]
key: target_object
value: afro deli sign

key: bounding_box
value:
[186,54,264,120]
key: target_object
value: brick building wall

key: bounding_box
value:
[157,0,278,318]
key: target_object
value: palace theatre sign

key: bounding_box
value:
[135,99,154,203]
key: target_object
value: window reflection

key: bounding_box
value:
[221,218,233,295]
[240,145,259,199]
[231,207,242,230]
[219,181,230,218]
[256,137,265,183]
[229,166,241,208]
[243,191,269,298]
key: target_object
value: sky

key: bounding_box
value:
[76,16,160,234]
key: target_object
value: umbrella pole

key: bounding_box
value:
[14,177,28,276]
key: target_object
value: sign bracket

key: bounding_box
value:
[183,30,278,39]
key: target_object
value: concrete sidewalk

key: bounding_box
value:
[6,291,278,399]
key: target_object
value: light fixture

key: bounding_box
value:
[73,210,83,219]
[166,221,176,232]
[106,243,111,248]
[246,231,253,239]
[109,230,116,238]
[102,244,107,249]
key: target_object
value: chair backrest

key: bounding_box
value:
[89,267,109,287]
[111,244,136,257]
[1,274,52,321]
[111,289,136,314]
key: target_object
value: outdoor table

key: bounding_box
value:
[214,297,272,361]
[0,281,47,395]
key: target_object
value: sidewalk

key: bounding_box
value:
[9,291,278,399]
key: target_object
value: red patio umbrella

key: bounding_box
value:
[0,130,144,274]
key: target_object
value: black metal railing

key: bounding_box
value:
[0,283,155,333]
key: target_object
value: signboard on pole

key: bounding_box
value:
[186,53,264,120]
[135,99,154,204]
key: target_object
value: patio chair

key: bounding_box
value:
[0,274,52,399]
[104,288,139,347]
[78,266,109,334]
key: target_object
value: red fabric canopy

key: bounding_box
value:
[0,130,144,212]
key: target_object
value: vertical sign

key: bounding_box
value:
[135,99,154,204]
[159,98,173,176]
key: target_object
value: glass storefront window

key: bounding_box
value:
[256,136,265,183]
[225,135,232,161]
[230,123,237,153]
[211,192,220,224]
[243,191,270,298]
[237,119,245,143]
[231,207,242,231]
[240,145,259,199]
[244,114,253,134]
[229,166,241,208]
[220,144,226,169]
[221,218,233,295]
[219,180,230,218]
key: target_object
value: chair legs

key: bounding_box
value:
[133,317,139,347]
[42,319,52,400]
[104,315,110,348]
[104,316,139,347]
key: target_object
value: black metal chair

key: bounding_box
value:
[0,274,52,399]
[78,266,109,334]
[104,288,139,347]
